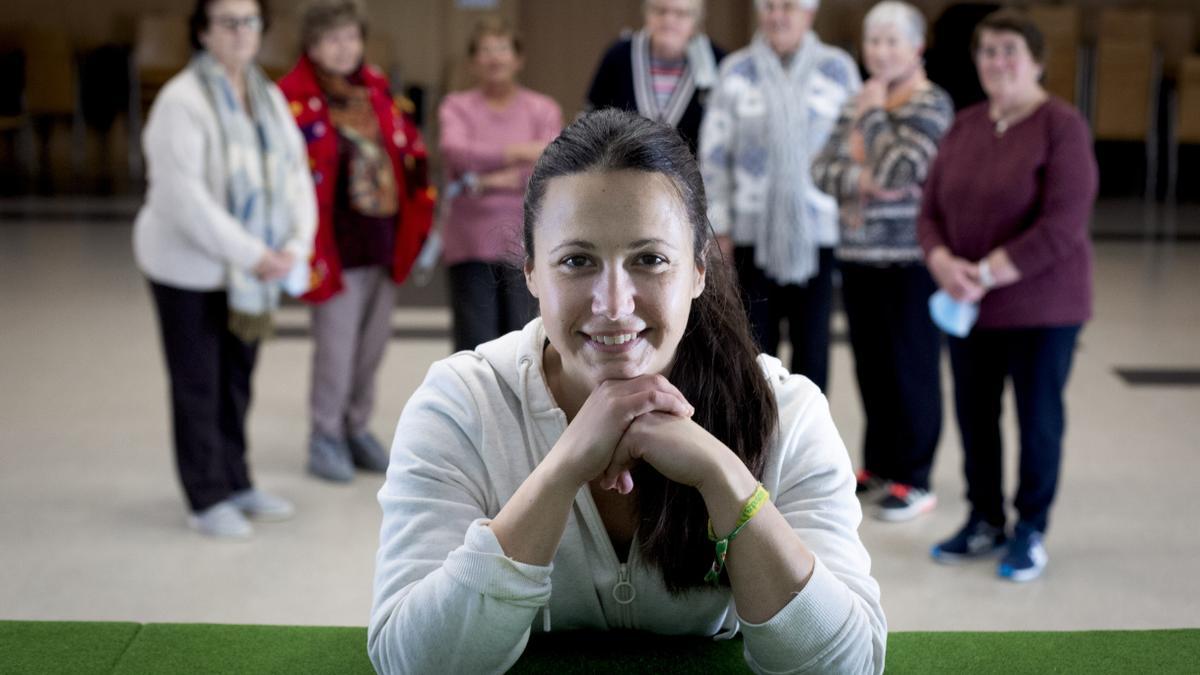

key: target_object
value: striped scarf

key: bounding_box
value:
[190,52,297,342]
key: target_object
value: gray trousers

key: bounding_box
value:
[309,266,396,439]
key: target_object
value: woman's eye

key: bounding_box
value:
[636,253,668,267]
[560,255,591,269]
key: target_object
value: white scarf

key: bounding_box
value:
[750,33,821,286]
[631,30,717,129]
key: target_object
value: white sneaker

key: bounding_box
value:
[228,488,295,522]
[188,501,253,539]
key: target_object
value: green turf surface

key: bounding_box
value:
[0,621,141,675]
[2,620,1199,673]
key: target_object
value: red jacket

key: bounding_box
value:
[278,56,434,303]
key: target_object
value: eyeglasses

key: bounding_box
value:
[211,14,263,32]
[647,4,696,21]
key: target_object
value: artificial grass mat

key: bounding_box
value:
[2,621,1198,673]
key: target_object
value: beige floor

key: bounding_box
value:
[1,205,1198,632]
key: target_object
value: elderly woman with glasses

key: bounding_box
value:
[134,0,316,537]
[919,10,1098,582]
[585,0,723,154]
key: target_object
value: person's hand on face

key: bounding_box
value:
[550,375,694,492]
[856,79,888,116]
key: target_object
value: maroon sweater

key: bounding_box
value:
[918,97,1098,328]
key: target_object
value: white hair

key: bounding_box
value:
[644,0,706,22]
[863,1,926,49]
[754,0,820,13]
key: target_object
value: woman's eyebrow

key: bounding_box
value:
[550,239,596,254]
[630,238,677,250]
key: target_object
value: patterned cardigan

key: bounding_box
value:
[699,37,860,253]
[811,83,954,264]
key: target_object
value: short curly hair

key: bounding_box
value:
[299,0,367,52]
[972,9,1045,65]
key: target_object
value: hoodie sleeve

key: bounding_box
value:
[368,359,553,675]
[738,365,887,674]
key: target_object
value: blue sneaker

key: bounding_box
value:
[931,517,1007,564]
[998,525,1048,582]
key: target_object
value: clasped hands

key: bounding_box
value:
[548,374,730,497]
[928,246,1021,302]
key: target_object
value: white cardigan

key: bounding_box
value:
[133,68,315,290]
[369,319,886,674]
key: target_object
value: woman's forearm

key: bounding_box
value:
[488,453,580,565]
[699,453,816,624]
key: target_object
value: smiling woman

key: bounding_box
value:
[368,109,885,674]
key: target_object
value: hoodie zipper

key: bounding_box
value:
[579,488,638,628]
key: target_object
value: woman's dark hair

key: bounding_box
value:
[299,0,368,53]
[523,109,779,593]
[189,0,272,52]
[467,15,523,58]
[971,9,1045,65]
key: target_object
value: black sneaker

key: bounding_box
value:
[875,483,936,522]
[998,524,1048,582]
[931,517,1007,564]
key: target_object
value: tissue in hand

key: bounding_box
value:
[928,289,978,338]
[283,259,311,297]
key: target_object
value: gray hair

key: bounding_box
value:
[643,0,705,22]
[863,1,926,49]
[754,0,820,12]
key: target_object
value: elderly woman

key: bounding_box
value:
[438,17,562,353]
[585,0,723,154]
[278,0,434,483]
[919,10,1098,582]
[369,110,884,674]
[700,0,860,393]
[812,1,954,522]
[134,0,316,537]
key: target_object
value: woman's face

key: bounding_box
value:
[200,0,263,70]
[472,34,522,88]
[758,0,813,57]
[309,21,364,77]
[525,170,706,392]
[863,22,922,83]
[975,29,1043,103]
[644,0,699,59]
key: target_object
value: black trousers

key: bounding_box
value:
[448,261,537,352]
[841,262,943,489]
[149,281,258,512]
[948,325,1081,534]
[734,246,834,392]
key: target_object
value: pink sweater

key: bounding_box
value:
[438,88,563,265]
[918,98,1098,328]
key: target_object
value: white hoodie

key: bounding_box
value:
[369,319,886,674]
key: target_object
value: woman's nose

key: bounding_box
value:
[592,268,635,320]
